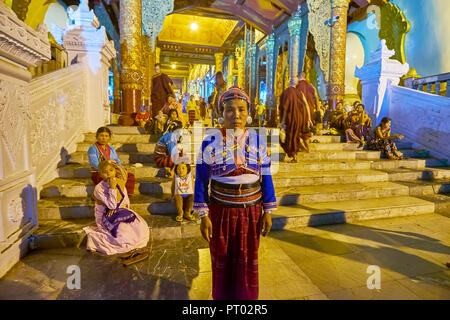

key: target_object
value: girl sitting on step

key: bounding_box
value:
[367,117,405,160]
[171,162,196,222]
[88,126,135,195]
[83,160,150,265]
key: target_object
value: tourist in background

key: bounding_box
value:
[186,95,199,126]
[199,97,207,122]
[256,99,266,127]
[212,71,228,127]
[88,127,135,195]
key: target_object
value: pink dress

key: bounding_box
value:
[83,181,149,255]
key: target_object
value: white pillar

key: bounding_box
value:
[61,0,116,131]
[355,40,409,124]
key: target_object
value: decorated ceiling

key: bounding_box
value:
[158,13,239,47]
[210,0,300,33]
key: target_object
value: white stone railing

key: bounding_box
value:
[384,83,450,160]
[29,63,88,190]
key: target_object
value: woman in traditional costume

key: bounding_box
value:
[193,86,277,300]
[83,160,149,265]
[88,127,135,195]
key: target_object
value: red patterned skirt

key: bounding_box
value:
[154,154,174,168]
[91,171,135,195]
[209,200,263,300]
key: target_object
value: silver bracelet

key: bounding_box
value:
[198,211,209,219]
[264,210,272,215]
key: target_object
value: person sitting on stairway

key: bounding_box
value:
[154,120,189,178]
[88,126,135,195]
[82,160,149,265]
[163,109,182,133]
[329,101,347,132]
[367,117,405,160]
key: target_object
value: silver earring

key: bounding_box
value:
[247,116,253,124]
[218,117,224,125]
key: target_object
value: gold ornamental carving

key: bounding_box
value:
[306,0,331,82]
[329,1,349,100]
[119,0,142,90]
[235,43,245,89]
[373,0,410,63]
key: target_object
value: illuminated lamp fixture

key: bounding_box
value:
[172,64,176,69]
[190,22,198,31]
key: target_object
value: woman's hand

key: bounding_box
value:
[108,177,117,188]
[261,213,272,237]
[200,216,213,243]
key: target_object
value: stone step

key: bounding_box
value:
[83,132,343,145]
[76,141,360,154]
[57,158,434,180]
[32,195,436,250]
[271,196,435,229]
[396,179,450,197]
[37,195,172,220]
[83,132,153,144]
[384,167,450,181]
[276,181,411,205]
[415,193,450,217]
[30,214,202,250]
[41,169,391,199]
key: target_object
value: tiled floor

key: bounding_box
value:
[0,214,449,300]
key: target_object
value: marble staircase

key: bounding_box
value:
[30,126,450,250]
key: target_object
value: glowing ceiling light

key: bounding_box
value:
[172,64,176,69]
[190,22,198,31]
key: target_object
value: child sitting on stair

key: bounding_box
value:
[171,162,195,222]
[83,160,150,266]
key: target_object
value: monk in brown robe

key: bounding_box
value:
[296,72,320,124]
[151,63,174,118]
[279,79,313,162]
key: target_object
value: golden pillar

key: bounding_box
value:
[119,0,142,126]
[235,41,245,89]
[227,54,235,87]
[156,47,161,64]
[328,0,350,106]
[112,58,121,114]
[142,35,155,108]
[214,52,223,74]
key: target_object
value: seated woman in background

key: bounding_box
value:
[344,103,372,147]
[88,127,135,195]
[163,109,181,133]
[329,102,347,132]
[83,160,149,265]
[367,117,405,160]
[345,114,366,148]
[162,95,185,127]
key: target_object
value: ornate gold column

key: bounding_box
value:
[235,40,245,89]
[112,58,121,114]
[141,35,154,107]
[214,52,223,74]
[119,0,142,125]
[328,0,350,106]
[227,54,235,87]
[155,46,160,64]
